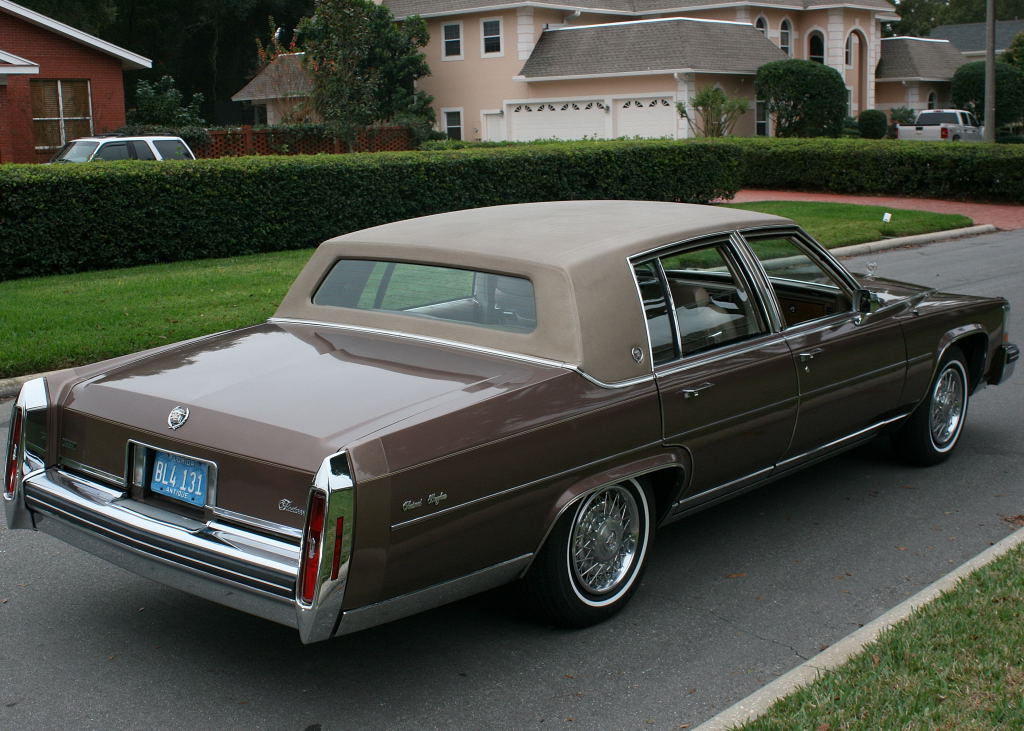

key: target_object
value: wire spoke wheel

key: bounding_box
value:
[929,364,966,449]
[570,485,640,596]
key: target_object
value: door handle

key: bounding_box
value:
[680,382,714,399]
[798,348,824,363]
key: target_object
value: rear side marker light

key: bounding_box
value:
[300,491,326,604]
[4,407,23,498]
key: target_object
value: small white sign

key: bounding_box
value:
[882,212,893,223]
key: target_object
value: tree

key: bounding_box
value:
[127,75,206,126]
[935,0,1024,25]
[676,87,749,137]
[884,0,945,38]
[952,60,1024,127]
[297,0,433,146]
[1001,32,1024,72]
[754,59,847,137]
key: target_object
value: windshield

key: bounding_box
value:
[52,140,100,162]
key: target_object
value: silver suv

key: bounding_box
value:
[51,135,195,162]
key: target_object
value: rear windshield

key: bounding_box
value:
[915,112,959,125]
[153,139,194,159]
[313,259,536,333]
[52,140,99,162]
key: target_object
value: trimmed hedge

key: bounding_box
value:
[0,140,739,281]
[709,137,1024,203]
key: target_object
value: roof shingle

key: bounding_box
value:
[518,17,786,78]
[876,37,968,81]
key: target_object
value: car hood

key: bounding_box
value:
[64,320,559,473]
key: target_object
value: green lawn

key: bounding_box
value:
[741,542,1024,729]
[725,201,973,248]
[0,201,972,378]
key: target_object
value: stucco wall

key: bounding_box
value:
[0,12,127,163]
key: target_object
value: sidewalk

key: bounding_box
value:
[731,189,1024,230]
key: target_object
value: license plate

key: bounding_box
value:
[150,450,208,507]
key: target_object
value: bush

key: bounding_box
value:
[952,61,1024,127]
[704,137,1024,202]
[755,59,847,137]
[0,140,740,281]
[858,110,888,139]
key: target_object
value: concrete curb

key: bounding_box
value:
[697,526,1024,730]
[0,224,998,402]
[829,224,996,258]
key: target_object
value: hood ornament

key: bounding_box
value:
[167,406,190,430]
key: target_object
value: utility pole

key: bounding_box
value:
[984,0,996,142]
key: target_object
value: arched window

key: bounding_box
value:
[845,34,854,66]
[809,32,825,63]
[927,91,937,109]
[755,16,767,36]
[780,20,792,56]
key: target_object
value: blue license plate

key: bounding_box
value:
[150,450,208,507]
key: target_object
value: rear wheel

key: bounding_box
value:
[524,479,653,627]
[893,347,970,465]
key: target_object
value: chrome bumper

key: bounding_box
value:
[17,466,305,632]
[989,343,1019,385]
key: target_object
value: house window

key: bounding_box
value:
[756,100,768,136]
[30,79,92,151]
[443,22,463,59]
[780,20,792,56]
[845,34,853,66]
[809,32,825,63]
[481,18,503,56]
[443,109,463,140]
[755,17,767,35]
[927,92,937,109]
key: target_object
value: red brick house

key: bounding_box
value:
[0,0,150,163]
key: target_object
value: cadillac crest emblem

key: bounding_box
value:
[167,406,190,430]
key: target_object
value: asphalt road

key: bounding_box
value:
[1,231,1021,730]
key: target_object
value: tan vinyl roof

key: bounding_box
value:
[276,201,790,384]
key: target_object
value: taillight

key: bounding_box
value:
[300,491,326,604]
[4,407,23,498]
[941,127,949,139]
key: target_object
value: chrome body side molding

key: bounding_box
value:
[335,555,532,637]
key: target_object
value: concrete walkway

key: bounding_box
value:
[731,189,1024,230]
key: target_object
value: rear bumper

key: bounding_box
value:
[19,466,304,631]
[988,343,1019,385]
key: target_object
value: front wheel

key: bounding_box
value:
[523,479,653,627]
[893,347,970,465]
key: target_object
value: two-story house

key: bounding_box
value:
[382,0,899,140]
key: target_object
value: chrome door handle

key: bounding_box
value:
[798,348,824,362]
[680,382,714,399]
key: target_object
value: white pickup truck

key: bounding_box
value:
[897,109,984,142]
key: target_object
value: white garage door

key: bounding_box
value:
[508,101,606,141]
[614,97,677,139]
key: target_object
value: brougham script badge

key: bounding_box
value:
[167,406,190,430]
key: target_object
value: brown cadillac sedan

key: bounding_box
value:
[4,201,1018,643]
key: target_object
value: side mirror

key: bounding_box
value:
[854,288,873,314]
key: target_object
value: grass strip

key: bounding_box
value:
[741,542,1024,729]
[724,201,973,248]
[1,202,972,378]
